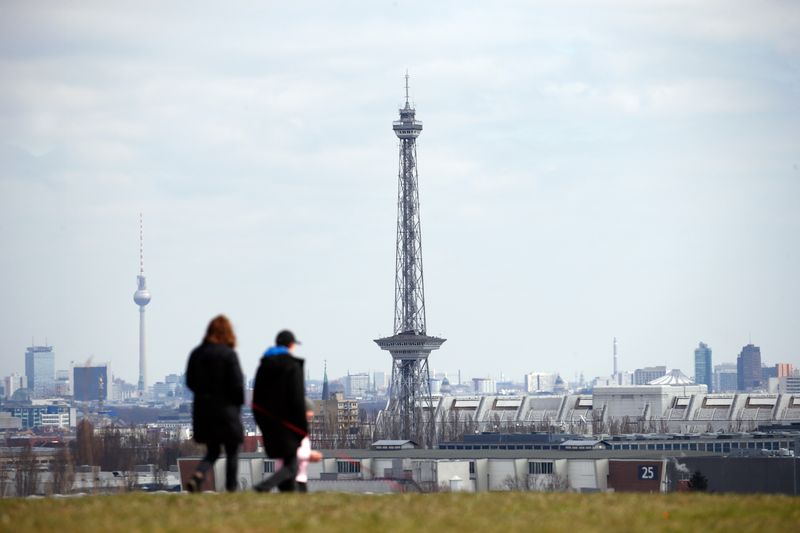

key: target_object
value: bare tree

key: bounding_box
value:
[76,419,96,466]
[50,445,74,495]
[539,472,570,492]
[0,456,12,497]
[13,442,40,497]
[502,474,530,491]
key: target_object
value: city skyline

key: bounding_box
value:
[3,339,793,392]
[1,2,799,384]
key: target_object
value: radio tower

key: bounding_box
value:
[375,73,445,445]
[133,214,151,396]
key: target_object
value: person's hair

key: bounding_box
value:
[203,314,236,348]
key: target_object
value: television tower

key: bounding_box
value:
[133,214,151,395]
[613,337,618,379]
[375,73,445,445]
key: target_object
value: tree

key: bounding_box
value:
[13,442,40,497]
[76,419,96,466]
[688,470,708,491]
[0,454,13,497]
[50,445,74,495]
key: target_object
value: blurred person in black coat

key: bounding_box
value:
[184,315,245,492]
[252,329,308,492]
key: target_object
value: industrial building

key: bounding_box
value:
[178,428,799,494]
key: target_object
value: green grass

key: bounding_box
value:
[1,492,797,532]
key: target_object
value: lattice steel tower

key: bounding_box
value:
[375,74,445,444]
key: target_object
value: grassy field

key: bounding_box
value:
[1,492,797,532]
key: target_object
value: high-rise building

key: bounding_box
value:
[25,345,55,398]
[737,343,762,391]
[713,363,738,393]
[776,363,795,377]
[73,364,109,402]
[694,342,713,393]
[633,366,666,385]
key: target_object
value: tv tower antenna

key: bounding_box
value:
[133,213,151,396]
[375,73,445,446]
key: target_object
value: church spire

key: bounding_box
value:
[321,359,330,401]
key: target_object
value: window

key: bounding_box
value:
[469,461,475,474]
[528,462,554,475]
[263,461,275,473]
[337,460,361,474]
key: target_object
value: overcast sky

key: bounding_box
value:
[1,1,798,387]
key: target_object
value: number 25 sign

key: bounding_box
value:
[638,465,658,480]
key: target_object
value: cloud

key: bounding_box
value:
[0,1,798,382]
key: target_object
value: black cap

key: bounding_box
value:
[276,329,300,347]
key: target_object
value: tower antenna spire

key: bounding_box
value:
[404,70,410,106]
[139,212,144,275]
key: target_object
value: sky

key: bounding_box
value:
[1,1,799,387]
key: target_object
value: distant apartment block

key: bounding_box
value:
[633,366,666,385]
[3,373,26,399]
[775,363,795,377]
[473,378,496,395]
[343,373,370,399]
[713,364,738,393]
[524,373,556,393]
[768,376,800,394]
[2,401,76,429]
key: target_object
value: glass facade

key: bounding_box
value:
[737,344,762,391]
[73,365,109,401]
[25,345,55,398]
[694,342,713,392]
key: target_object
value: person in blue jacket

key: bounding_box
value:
[252,329,308,492]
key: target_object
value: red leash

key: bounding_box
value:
[250,401,308,438]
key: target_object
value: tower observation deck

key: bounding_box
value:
[375,74,445,445]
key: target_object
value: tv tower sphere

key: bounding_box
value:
[134,285,151,306]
